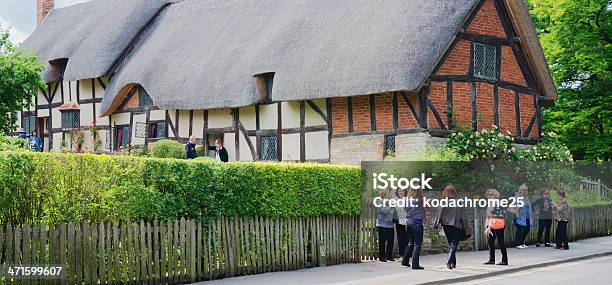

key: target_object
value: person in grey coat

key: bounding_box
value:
[433,185,471,269]
[375,190,395,262]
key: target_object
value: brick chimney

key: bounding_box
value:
[37,0,55,25]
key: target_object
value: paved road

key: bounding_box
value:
[458,255,612,285]
[194,236,612,285]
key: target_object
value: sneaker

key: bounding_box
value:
[516,245,527,249]
[536,243,541,247]
[496,261,508,266]
[545,243,553,247]
[483,261,495,265]
[388,258,395,262]
[446,263,453,270]
[412,266,425,270]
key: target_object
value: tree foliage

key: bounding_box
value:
[0,27,45,135]
[527,0,611,160]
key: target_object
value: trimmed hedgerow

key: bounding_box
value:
[0,151,361,224]
[150,139,185,159]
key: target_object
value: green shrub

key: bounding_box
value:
[0,151,361,224]
[194,156,214,162]
[0,135,29,151]
[195,145,206,157]
[150,139,185,159]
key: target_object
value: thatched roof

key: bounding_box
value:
[22,0,556,115]
[20,0,169,83]
[100,0,479,115]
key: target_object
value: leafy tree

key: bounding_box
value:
[527,0,611,161]
[0,27,45,135]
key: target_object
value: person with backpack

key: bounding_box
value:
[484,189,508,266]
[433,185,472,269]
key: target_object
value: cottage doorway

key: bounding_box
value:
[37,117,49,151]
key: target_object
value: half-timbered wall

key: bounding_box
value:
[429,0,541,142]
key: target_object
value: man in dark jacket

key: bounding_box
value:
[185,135,197,159]
[215,138,229,162]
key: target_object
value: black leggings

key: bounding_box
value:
[395,223,408,258]
[377,227,395,261]
[487,228,508,263]
[537,219,552,244]
[555,221,569,249]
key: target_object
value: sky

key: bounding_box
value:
[0,0,88,43]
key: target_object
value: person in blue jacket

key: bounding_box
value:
[28,131,43,152]
[513,184,534,249]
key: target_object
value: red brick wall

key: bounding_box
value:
[467,0,507,39]
[519,94,537,138]
[428,82,448,129]
[375,93,394,131]
[476,83,494,129]
[436,40,471,75]
[125,94,139,109]
[452,82,472,130]
[398,92,420,129]
[331,97,348,134]
[351,95,371,132]
[37,0,55,25]
[498,88,516,136]
[501,46,528,87]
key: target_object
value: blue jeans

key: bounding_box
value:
[402,221,423,268]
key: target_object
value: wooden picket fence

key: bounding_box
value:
[0,216,361,284]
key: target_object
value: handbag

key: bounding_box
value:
[488,218,505,230]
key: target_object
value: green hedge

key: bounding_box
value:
[0,151,361,224]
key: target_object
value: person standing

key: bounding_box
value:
[512,184,533,249]
[185,135,197,159]
[533,187,553,247]
[393,186,409,260]
[401,186,426,270]
[28,131,43,152]
[215,138,229,162]
[484,189,508,266]
[376,190,395,262]
[433,185,471,269]
[553,189,571,250]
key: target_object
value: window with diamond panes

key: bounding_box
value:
[260,136,278,161]
[473,43,497,80]
[61,111,80,130]
[384,135,396,157]
[23,115,36,134]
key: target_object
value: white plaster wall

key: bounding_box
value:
[131,113,146,146]
[305,131,329,160]
[224,133,237,161]
[305,99,327,126]
[259,104,277,129]
[178,110,191,138]
[282,133,300,161]
[150,110,165,121]
[191,110,204,138]
[281,101,300,128]
[208,109,233,128]
[239,106,256,130]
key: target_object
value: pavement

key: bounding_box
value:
[193,236,612,285]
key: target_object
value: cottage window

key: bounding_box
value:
[148,122,166,139]
[23,115,36,134]
[473,43,497,80]
[61,111,80,130]
[138,89,153,107]
[260,136,278,161]
[114,126,131,150]
[384,135,396,157]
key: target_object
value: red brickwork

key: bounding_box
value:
[331,97,348,134]
[375,93,394,131]
[37,0,55,25]
[498,88,516,136]
[466,0,507,39]
[501,46,528,87]
[436,40,471,75]
[351,95,371,132]
[476,83,495,129]
[519,94,537,138]
[428,82,448,129]
[451,82,472,130]
[398,92,420,129]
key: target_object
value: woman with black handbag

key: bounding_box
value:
[433,185,471,269]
